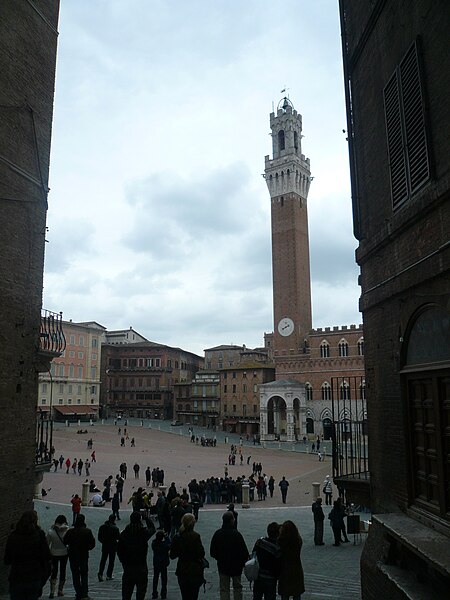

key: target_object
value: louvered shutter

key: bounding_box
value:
[384,72,408,207]
[400,42,430,195]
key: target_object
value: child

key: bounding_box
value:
[151,530,170,599]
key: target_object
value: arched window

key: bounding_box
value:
[320,341,330,358]
[294,130,298,150]
[305,383,313,401]
[306,417,314,434]
[339,339,349,357]
[340,381,351,400]
[359,380,366,400]
[358,338,364,355]
[322,418,332,440]
[321,382,331,401]
[278,129,285,151]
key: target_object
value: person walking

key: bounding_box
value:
[170,513,206,600]
[65,457,71,474]
[251,521,281,600]
[117,511,155,600]
[335,498,350,542]
[145,466,151,487]
[311,498,325,546]
[4,510,51,600]
[277,520,305,600]
[64,514,96,600]
[210,511,249,600]
[278,477,289,504]
[71,494,82,526]
[112,492,121,520]
[268,476,275,498]
[323,475,333,506]
[46,514,69,598]
[134,462,140,478]
[97,514,120,582]
[151,530,170,599]
[328,500,345,546]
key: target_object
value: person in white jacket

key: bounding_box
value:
[46,514,69,598]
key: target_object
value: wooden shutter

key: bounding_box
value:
[384,70,408,207]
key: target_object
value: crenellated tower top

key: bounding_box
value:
[264,97,312,200]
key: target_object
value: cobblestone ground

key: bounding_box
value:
[3,420,366,599]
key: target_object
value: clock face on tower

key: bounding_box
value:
[278,317,294,337]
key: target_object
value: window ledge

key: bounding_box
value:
[378,563,442,600]
[373,513,450,578]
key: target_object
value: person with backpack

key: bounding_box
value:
[117,511,155,600]
[64,514,96,600]
[97,514,120,582]
[210,511,249,600]
[46,514,69,598]
[251,522,281,600]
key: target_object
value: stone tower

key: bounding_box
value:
[264,97,312,359]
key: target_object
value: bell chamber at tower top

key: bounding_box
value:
[264,96,312,200]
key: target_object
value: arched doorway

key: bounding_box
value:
[323,417,332,440]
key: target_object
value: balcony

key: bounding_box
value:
[37,309,66,372]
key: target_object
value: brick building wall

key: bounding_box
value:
[0,0,60,590]
[101,342,203,419]
[340,0,450,596]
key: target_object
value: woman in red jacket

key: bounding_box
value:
[71,494,82,525]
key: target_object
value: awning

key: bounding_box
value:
[54,405,98,416]
[38,406,50,412]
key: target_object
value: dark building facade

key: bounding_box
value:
[339,0,450,597]
[101,342,204,420]
[0,0,61,590]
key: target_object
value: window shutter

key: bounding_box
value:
[384,72,408,207]
[399,42,430,195]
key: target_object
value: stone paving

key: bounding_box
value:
[3,420,366,599]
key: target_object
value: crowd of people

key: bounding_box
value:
[4,500,309,600]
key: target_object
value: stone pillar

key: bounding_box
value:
[259,408,268,441]
[286,408,295,442]
[312,482,321,500]
[242,480,250,508]
[81,480,90,506]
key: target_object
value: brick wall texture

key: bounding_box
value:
[0,0,60,591]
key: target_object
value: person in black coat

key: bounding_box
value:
[117,511,154,600]
[312,497,325,545]
[151,530,170,599]
[252,521,282,600]
[210,511,249,600]
[4,510,51,600]
[64,514,96,600]
[170,513,205,600]
[97,514,120,581]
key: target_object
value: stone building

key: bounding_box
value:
[339,0,450,597]
[260,98,365,442]
[0,0,61,590]
[101,342,204,419]
[105,326,148,345]
[174,370,221,429]
[38,320,106,421]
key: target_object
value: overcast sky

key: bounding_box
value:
[43,0,361,357]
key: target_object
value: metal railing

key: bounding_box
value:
[331,375,369,479]
[39,309,66,354]
[36,411,53,465]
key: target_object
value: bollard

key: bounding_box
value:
[263,442,266,449]
[158,424,161,431]
[278,442,281,450]
[306,445,309,454]
[78,419,80,427]
[149,423,152,428]
[292,444,295,452]
[242,480,250,509]
[312,482,321,500]
[81,480,90,506]
[101,419,104,425]
[66,420,69,427]
[89,419,93,426]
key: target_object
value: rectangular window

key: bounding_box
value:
[243,404,246,416]
[243,384,247,393]
[59,383,64,394]
[78,351,84,359]
[253,404,257,413]
[77,398,81,404]
[224,385,227,393]
[92,338,98,348]
[79,336,84,346]
[91,367,96,379]
[223,372,227,379]
[58,399,63,405]
[41,398,46,405]
[232,372,237,379]
[91,386,96,394]
[91,353,97,360]
[59,364,64,376]
[77,385,82,394]
[384,39,430,209]
[155,358,161,367]
[243,371,247,379]
[69,335,75,345]
[42,383,47,393]
[232,384,236,393]
[218,362,223,369]
[232,404,236,412]
[69,351,75,358]
[224,404,227,413]
[167,359,172,368]
[69,365,74,377]
[77,367,83,378]
[67,398,72,404]
[253,384,258,393]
